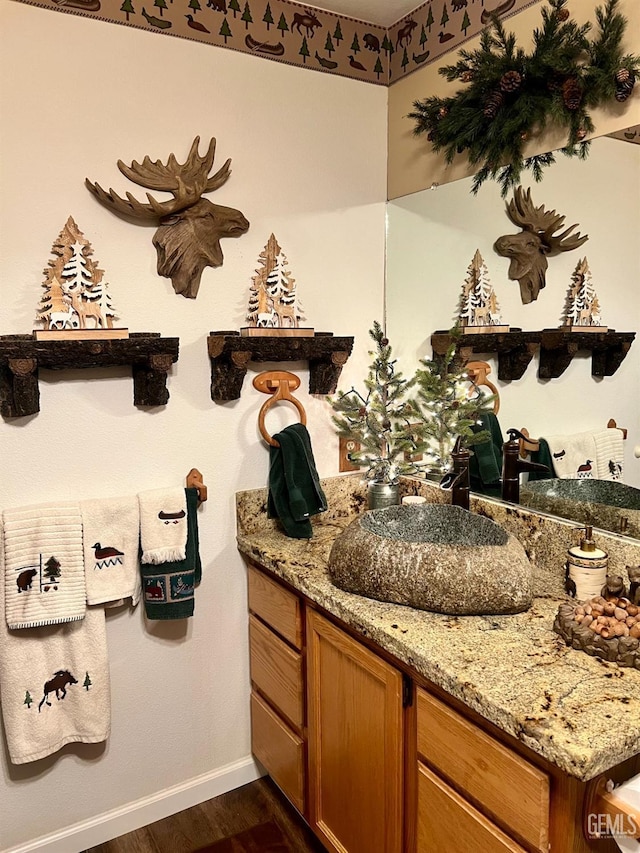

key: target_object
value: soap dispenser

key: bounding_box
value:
[565,526,608,601]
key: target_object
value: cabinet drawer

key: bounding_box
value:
[251,691,305,814]
[248,565,302,649]
[417,688,549,852]
[417,762,527,853]
[249,614,304,729]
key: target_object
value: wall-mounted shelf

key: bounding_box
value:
[431,329,635,381]
[538,329,636,379]
[0,333,179,418]
[207,331,354,401]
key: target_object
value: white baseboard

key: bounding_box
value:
[5,756,264,853]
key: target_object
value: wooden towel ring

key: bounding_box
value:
[253,370,307,447]
[465,360,500,414]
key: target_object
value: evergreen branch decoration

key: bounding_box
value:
[409,0,639,196]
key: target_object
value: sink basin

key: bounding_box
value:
[520,479,640,538]
[327,504,533,615]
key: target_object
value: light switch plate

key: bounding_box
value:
[339,436,361,472]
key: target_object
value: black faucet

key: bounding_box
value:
[439,436,471,511]
[501,428,550,503]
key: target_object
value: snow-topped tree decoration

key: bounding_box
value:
[562,257,607,332]
[458,250,509,333]
[35,216,127,340]
[242,234,312,337]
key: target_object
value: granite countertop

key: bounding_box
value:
[237,474,640,782]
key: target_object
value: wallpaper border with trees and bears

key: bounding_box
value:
[11,0,544,86]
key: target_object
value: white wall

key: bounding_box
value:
[386,137,640,486]
[0,5,387,850]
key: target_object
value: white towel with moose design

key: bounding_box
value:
[81,495,141,606]
[3,502,86,629]
[138,487,188,564]
[0,523,110,764]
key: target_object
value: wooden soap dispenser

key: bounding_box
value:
[565,526,609,601]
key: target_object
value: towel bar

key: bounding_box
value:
[253,370,307,447]
[186,468,207,503]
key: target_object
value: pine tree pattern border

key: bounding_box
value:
[10,0,542,86]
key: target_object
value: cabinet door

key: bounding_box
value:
[306,609,404,853]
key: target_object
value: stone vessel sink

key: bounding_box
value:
[327,504,533,615]
[520,478,640,538]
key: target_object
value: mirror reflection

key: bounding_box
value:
[386,135,640,539]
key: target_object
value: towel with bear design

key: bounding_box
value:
[0,522,110,765]
[3,502,86,630]
[543,428,623,481]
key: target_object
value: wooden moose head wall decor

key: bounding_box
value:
[493,186,588,305]
[86,136,249,298]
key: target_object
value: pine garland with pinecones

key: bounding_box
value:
[409,0,639,196]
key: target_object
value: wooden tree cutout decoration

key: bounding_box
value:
[494,186,588,305]
[86,136,250,299]
[35,216,127,340]
[241,234,313,337]
[458,249,509,333]
[562,258,607,332]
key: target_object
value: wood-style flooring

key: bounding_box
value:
[84,778,325,853]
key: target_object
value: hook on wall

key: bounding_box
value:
[253,370,307,447]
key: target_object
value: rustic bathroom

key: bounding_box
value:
[1,0,639,851]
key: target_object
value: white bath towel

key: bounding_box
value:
[3,502,86,630]
[0,524,110,764]
[81,495,141,606]
[138,488,188,564]
[593,428,624,481]
[544,431,598,479]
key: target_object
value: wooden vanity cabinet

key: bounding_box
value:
[306,608,405,853]
[246,560,640,853]
[248,566,306,814]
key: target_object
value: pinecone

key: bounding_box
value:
[382,418,391,430]
[576,127,587,140]
[483,90,504,118]
[562,77,582,110]
[557,8,570,21]
[461,70,474,83]
[438,106,449,119]
[500,70,522,93]
[380,337,389,346]
[614,70,636,102]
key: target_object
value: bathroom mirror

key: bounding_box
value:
[385,135,640,539]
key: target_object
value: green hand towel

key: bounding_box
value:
[469,412,503,496]
[141,488,202,620]
[268,424,327,539]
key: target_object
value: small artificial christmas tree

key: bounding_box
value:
[329,322,418,484]
[407,328,494,474]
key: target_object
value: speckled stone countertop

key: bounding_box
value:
[237,474,640,782]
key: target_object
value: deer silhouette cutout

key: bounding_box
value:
[86,137,250,299]
[494,186,588,304]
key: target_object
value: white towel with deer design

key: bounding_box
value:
[138,488,188,564]
[543,431,598,479]
[3,502,86,630]
[0,523,110,764]
[81,496,141,606]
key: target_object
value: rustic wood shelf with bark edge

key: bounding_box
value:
[0,333,180,418]
[207,331,354,402]
[431,329,635,381]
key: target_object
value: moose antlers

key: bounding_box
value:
[494,186,588,304]
[86,137,249,298]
